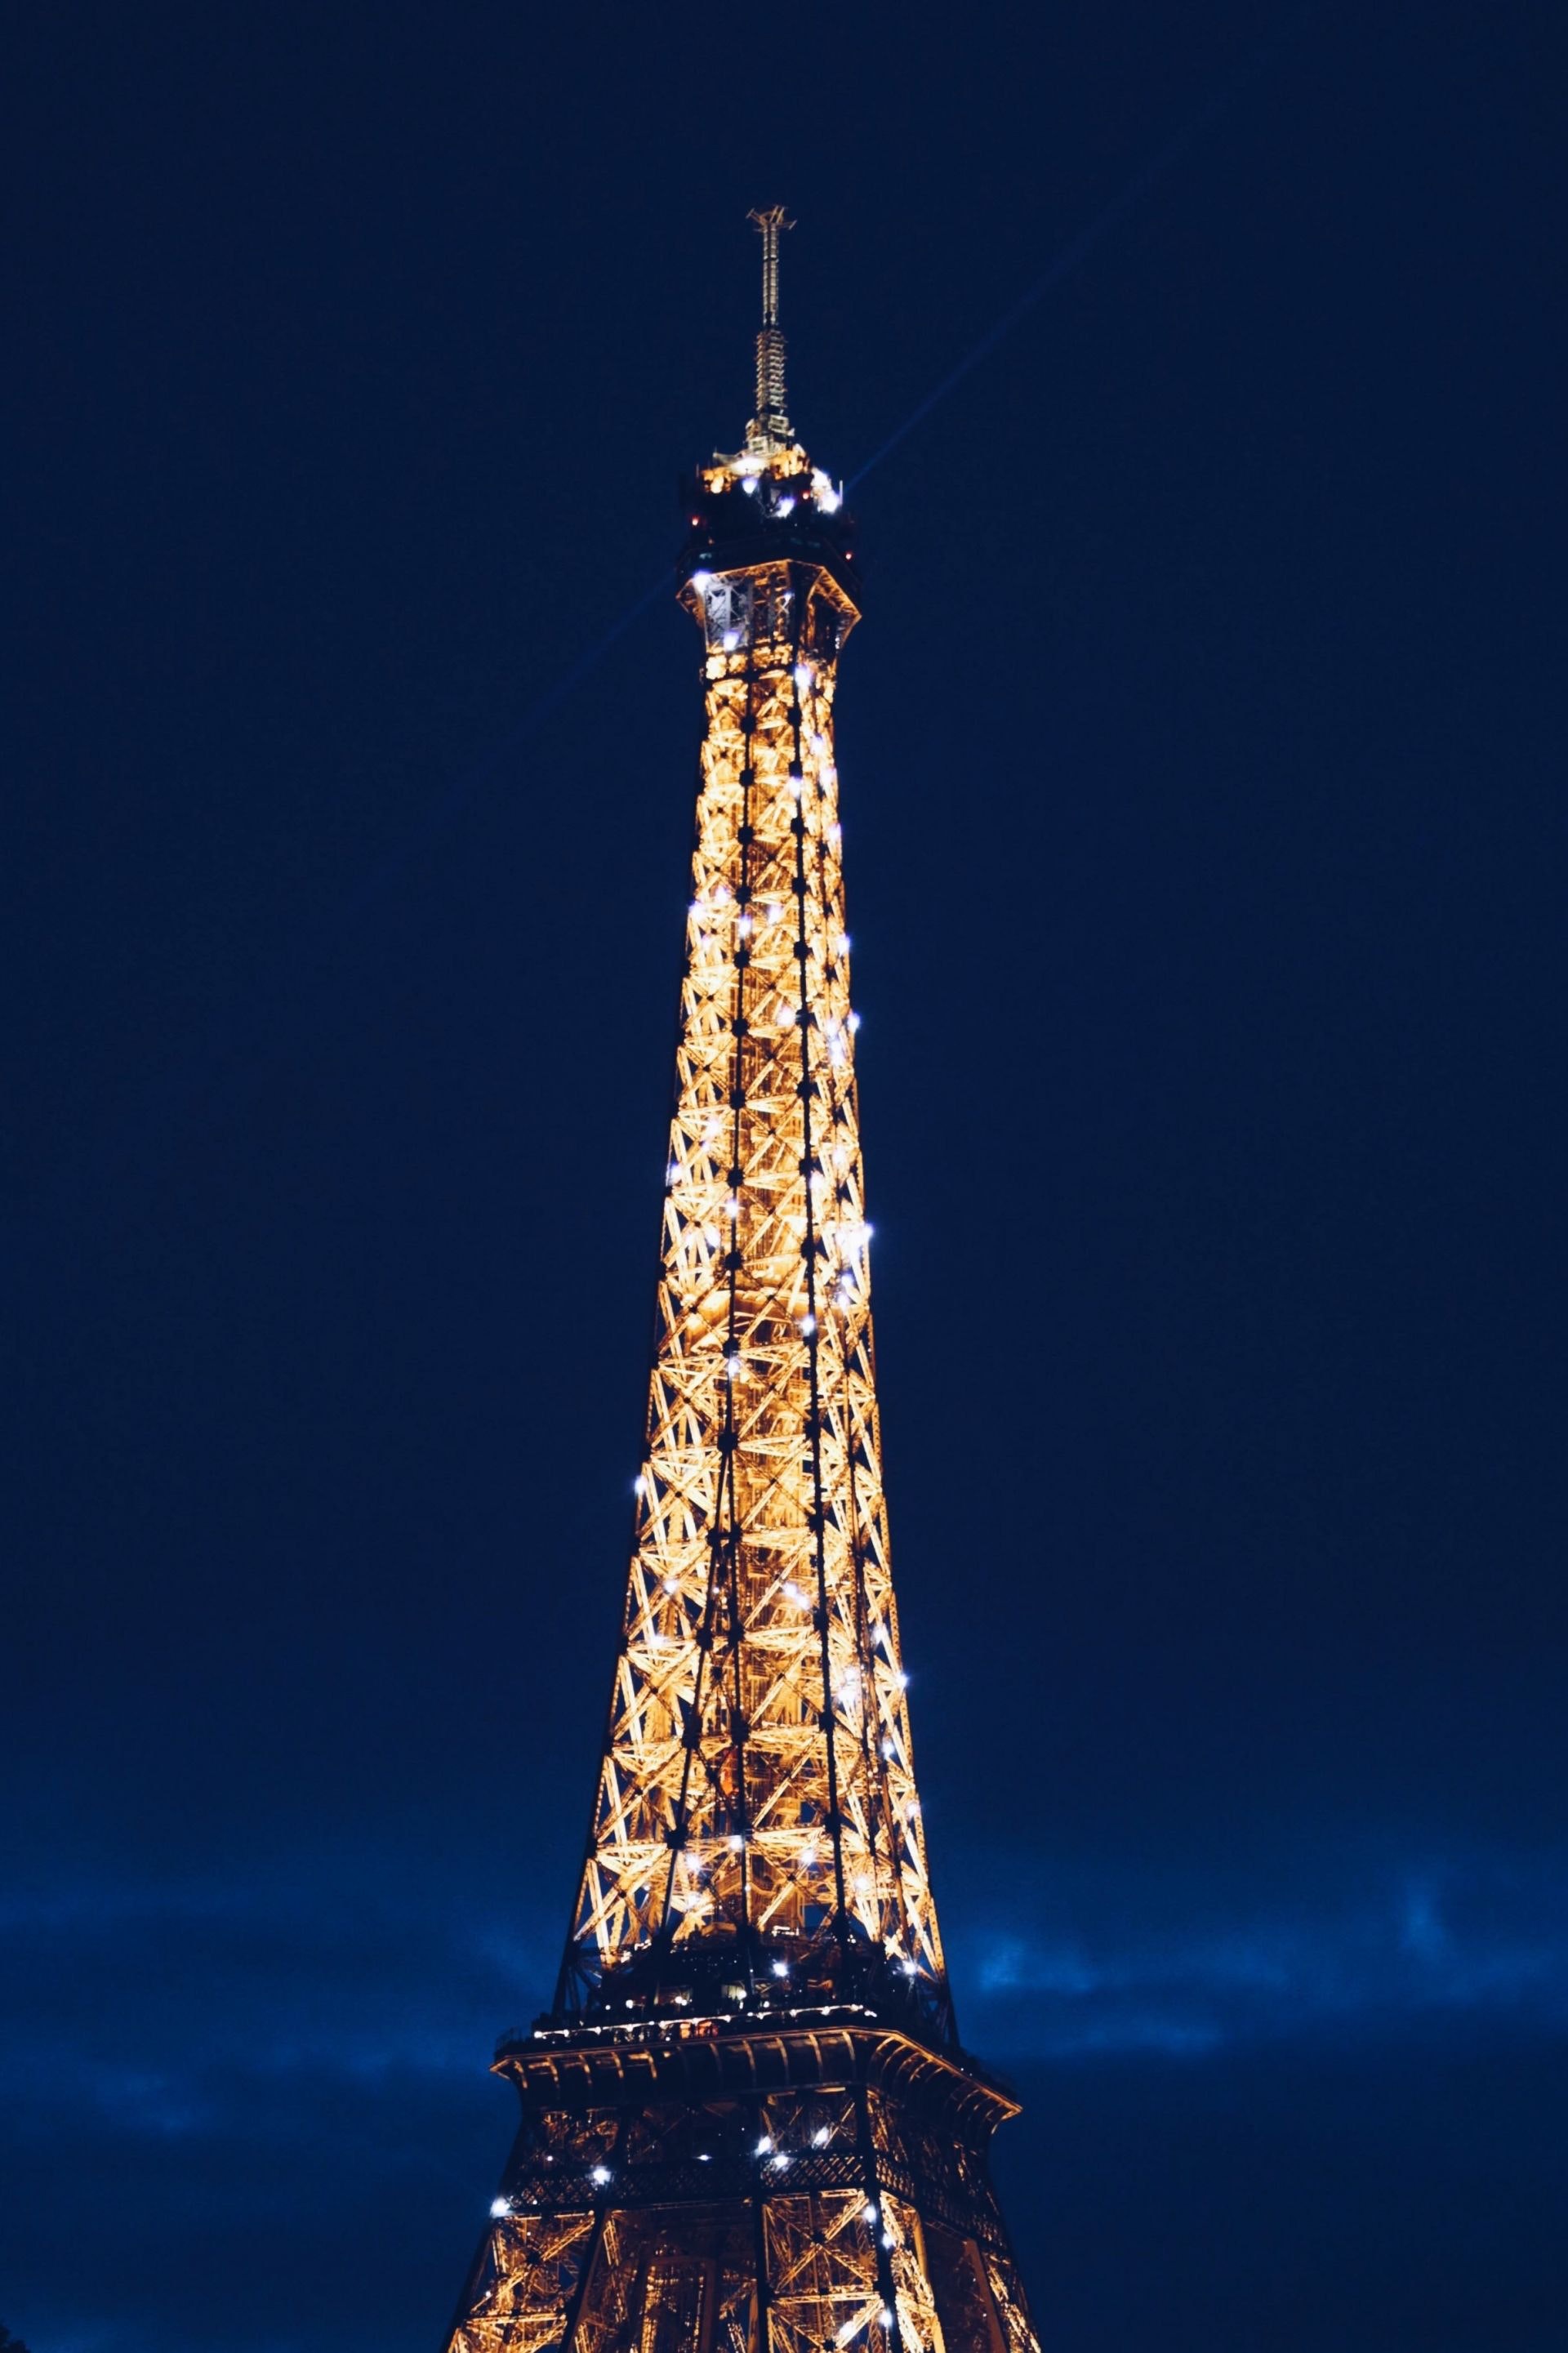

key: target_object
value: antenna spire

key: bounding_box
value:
[746,204,795,448]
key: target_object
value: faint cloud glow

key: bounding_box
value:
[962,1848,1568,2061]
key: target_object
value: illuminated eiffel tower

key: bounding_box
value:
[443,210,1040,2353]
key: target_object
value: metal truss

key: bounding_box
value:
[446,2023,1039,2353]
[442,221,1039,2353]
[559,540,945,2023]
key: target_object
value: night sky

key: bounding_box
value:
[5,3,1566,2347]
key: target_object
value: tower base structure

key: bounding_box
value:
[447,1994,1035,2353]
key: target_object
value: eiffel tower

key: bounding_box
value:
[443,210,1040,2353]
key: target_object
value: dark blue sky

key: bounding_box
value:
[4,2,1565,2347]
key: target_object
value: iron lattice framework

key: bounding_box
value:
[443,216,1039,2353]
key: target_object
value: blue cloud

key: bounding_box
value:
[4,1833,1564,2351]
[956,1847,1568,2061]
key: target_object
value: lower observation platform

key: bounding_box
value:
[492,2004,1017,2233]
[448,1989,1036,2353]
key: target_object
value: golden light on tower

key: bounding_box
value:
[443,214,1039,2353]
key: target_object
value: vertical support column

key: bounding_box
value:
[723,650,760,1964]
[854,2082,906,2353]
[752,2178,775,2353]
[789,583,851,1944]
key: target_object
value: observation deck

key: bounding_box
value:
[679,443,860,609]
